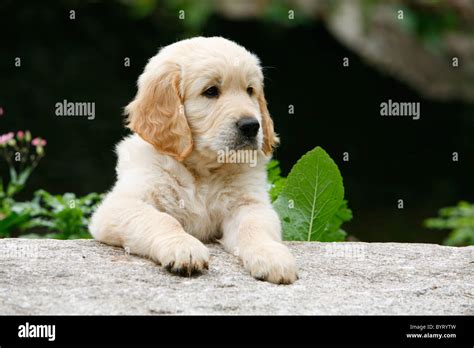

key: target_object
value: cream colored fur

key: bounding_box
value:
[89,37,297,284]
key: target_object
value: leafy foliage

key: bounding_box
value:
[0,118,101,239]
[271,147,352,241]
[323,200,352,242]
[399,5,459,45]
[267,159,287,203]
[123,0,311,35]
[0,129,47,236]
[424,201,474,246]
[1,190,103,239]
[0,130,45,200]
[0,211,31,238]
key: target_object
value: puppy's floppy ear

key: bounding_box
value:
[125,61,193,161]
[258,91,279,156]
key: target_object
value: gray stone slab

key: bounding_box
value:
[0,239,472,315]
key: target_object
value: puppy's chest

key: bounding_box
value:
[149,174,236,241]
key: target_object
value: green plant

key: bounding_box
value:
[398,5,459,46]
[0,131,46,200]
[424,201,474,246]
[1,189,103,239]
[269,147,352,241]
[0,211,31,237]
[0,128,47,236]
[267,159,287,202]
[0,109,101,239]
[17,190,103,239]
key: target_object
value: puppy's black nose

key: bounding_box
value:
[237,117,260,138]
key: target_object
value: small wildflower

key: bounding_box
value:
[0,132,14,145]
[32,137,47,147]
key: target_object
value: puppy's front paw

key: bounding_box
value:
[242,242,298,284]
[157,234,210,276]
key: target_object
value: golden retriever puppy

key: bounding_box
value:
[89,37,297,284]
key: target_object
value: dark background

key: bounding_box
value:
[1,0,473,243]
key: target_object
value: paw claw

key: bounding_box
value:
[243,242,298,285]
[156,235,210,277]
[165,261,175,271]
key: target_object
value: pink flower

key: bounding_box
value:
[32,137,47,147]
[0,106,4,117]
[17,130,24,140]
[0,132,14,145]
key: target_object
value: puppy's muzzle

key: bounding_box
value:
[237,116,259,139]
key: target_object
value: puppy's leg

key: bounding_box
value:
[89,193,209,276]
[221,204,297,284]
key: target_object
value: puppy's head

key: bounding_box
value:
[125,37,278,162]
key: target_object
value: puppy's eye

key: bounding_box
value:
[203,86,219,98]
[247,87,254,96]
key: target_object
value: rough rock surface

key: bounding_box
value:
[0,239,472,315]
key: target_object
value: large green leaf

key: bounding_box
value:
[322,200,352,242]
[273,147,345,241]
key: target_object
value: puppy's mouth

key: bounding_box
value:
[232,137,258,151]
